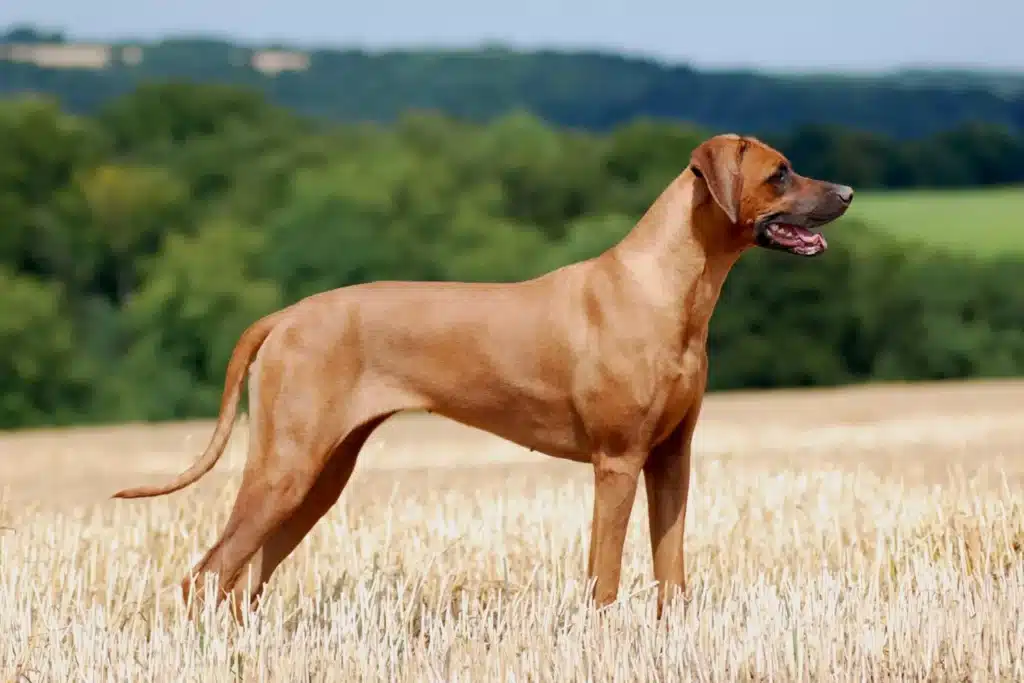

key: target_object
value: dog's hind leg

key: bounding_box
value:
[225,414,393,616]
[180,410,393,620]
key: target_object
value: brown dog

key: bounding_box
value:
[113,134,853,618]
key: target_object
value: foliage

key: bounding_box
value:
[0,83,1022,429]
[2,34,1024,138]
[0,268,95,427]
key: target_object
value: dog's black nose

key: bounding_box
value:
[834,184,854,203]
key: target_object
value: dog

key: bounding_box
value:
[113,134,854,619]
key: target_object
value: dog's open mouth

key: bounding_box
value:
[763,223,827,256]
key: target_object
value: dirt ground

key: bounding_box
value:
[1,378,1021,513]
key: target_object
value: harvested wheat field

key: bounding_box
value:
[1,379,1023,682]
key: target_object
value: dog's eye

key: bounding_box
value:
[772,166,790,184]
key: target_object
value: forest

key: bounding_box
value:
[2,79,1022,429]
[3,26,1024,138]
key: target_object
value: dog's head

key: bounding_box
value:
[689,134,853,257]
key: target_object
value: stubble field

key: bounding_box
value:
[1,379,1023,682]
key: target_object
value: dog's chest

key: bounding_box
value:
[651,345,705,442]
[576,339,705,449]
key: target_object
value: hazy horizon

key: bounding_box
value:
[2,0,1022,74]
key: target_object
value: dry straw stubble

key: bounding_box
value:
[1,382,1023,682]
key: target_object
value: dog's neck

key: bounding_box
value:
[606,168,744,339]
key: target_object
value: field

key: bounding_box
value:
[1,379,1023,681]
[853,186,1024,257]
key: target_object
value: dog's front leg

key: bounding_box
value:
[643,401,701,618]
[587,451,644,608]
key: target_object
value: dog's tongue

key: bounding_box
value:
[768,224,827,250]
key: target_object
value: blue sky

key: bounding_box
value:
[2,0,1022,72]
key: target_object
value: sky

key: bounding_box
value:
[2,0,1022,73]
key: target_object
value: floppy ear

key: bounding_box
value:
[689,136,745,224]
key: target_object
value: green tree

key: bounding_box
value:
[97,81,298,153]
[0,268,94,428]
[0,97,108,279]
[539,213,635,272]
[601,119,706,214]
[437,210,550,283]
[73,163,190,302]
[261,151,461,301]
[112,219,282,419]
[469,111,607,239]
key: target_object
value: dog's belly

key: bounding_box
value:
[423,391,592,463]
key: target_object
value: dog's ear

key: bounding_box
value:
[689,136,745,224]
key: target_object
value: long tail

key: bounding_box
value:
[111,309,288,500]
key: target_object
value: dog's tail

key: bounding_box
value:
[111,309,288,500]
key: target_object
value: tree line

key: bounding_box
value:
[2,26,1024,139]
[1,82,1022,429]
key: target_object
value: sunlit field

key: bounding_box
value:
[854,186,1024,257]
[1,380,1023,682]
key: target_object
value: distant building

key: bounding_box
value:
[0,40,316,74]
[121,46,143,66]
[0,42,112,69]
[251,50,310,75]
[0,42,146,69]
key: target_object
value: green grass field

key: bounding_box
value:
[852,186,1023,257]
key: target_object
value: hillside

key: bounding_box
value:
[854,186,1024,257]
[2,29,1023,138]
